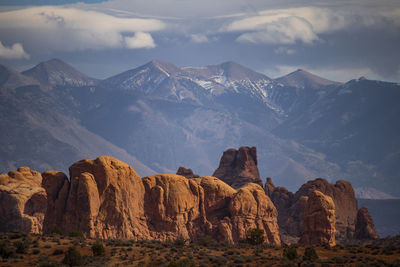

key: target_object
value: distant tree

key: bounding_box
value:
[283,245,298,260]
[246,228,265,245]
[303,247,318,261]
[62,246,84,266]
[91,240,105,256]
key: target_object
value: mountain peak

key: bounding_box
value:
[144,60,181,76]
[276,69,341,89]
[22,58,97,87]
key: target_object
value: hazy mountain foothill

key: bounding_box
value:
[1,58,400,242]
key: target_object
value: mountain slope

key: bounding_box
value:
[0,64,38,93]
[22,58,98,87]
[276,69,341,89]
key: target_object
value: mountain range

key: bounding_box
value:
[1,58,399,197]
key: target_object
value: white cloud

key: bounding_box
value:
[0,41,29,59]
[222,7,363,45]
[0,6,165,51]
[190,34,209,43]
[125,32,156,49]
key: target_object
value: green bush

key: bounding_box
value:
[91,240,105,256]
[197,235,217,247]
[62,246,84,266]
[303,247,318,261]
[52,248,64,255]
[14,238,31,254]
[0,241,15,259]
[173,236,187,247]
[51,227,63,236]
[283,245,298,260]
[246,228,265,245]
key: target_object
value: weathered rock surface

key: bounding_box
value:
[213,146,262,189]
[266,177,358,241]
[0,167,47,233]
[299,190,336,246]
[294,178,357,240]
[355,206,379,240]
[176,167,199,178]
[43,156,148,239]
[41,156,280,244]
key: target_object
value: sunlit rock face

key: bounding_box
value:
[41,156,280,245]
[0,167,47,234]
[299,190,336,247]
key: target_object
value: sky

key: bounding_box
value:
[0,0,400,82]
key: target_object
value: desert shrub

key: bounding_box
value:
[283,245,298,260]
[14,238,31,254]
[303,247,318,261]
[62,246,84,266]
[246,228,265,245]
[32,248,41,255]
[68,231,85,239]
[9,230,26,239]
[0,241,15,259]
[51,227,63,236]
[52,248,64,255]
[173,236,187,247]
[91,240,105,256]
[39,260,61,267]
[197,235,217,247]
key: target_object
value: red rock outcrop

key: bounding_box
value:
[294,178,357,240]
[176,167,199,178]
[41,156,280,245]
[299,190,336,246]
[0,167,47,233]
[355,206,379,240]
[213,146,262,188]
[43,156,148,239]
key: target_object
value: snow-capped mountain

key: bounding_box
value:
[1,58,400,197]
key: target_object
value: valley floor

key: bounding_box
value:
[0,232,400,267]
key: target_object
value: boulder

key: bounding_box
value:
[355,206,379,240]
[213,146,262,188]
[176,166,199,178]
[299,190,336,246]
[0,167,47,233]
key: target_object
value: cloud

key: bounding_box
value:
[0,6,165,51]
[190,34,209,43]
[222,7,367,45]
[0,41,29,59]
[125,32,156,49]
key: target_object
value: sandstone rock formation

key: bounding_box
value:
[295,178,357,240]
[213,146,262,188]
[299,190,336,246]
[43,156,149,239]
[266,177,358,242]
[176,166,199,178]
[0,167,47,233]
[355,206,379,240]
[41,156,280,245]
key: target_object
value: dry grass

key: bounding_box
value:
[0,232,399,266]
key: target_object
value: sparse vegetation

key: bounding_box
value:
[246,228,265,245]
[62,246,84,266]
[91,240,105,256]
[0,232,400,266]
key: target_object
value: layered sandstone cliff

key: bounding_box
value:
[0,167,47,233]
[39,156,280,245]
